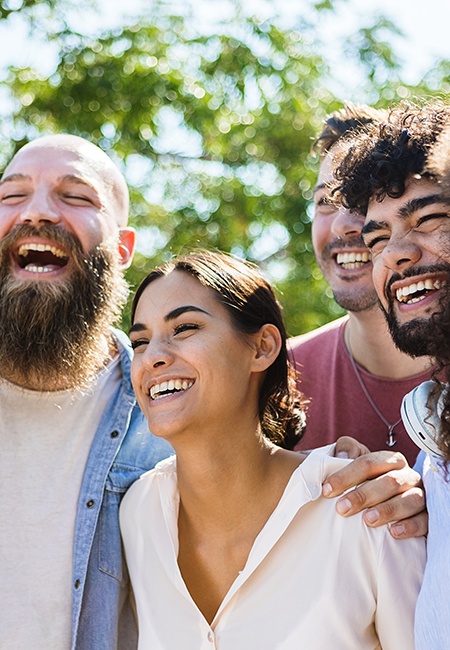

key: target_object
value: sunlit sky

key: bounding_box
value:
[1,0,449,94]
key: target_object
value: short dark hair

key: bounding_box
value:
[132,249,307,449]
[315,103,387,156]
[334,101,450,214]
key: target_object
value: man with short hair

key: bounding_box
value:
[290,104,432,466]
[335,101,450,649]
[0,134,172,650]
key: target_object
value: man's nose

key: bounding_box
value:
[330,205,364,240]
[17,191,60,227]
[381,235,422,271]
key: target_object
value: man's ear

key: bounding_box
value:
[251,324,282,372]
[118,227,136,269]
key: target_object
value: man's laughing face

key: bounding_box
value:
[362,176,450,357]
[0,138,133,390]
[312,149,377,313]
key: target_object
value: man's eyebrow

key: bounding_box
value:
[58,174,97,191]
[398,194,450,217]
[362,220,388,236]
[362,193,450,237]
[0,173,30,186]
[0,173,98,192]
[129,305,210,334]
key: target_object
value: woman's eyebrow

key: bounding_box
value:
[164,305,210,322]
[129,305,210,334]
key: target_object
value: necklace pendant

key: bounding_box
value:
[347,334,402,450]
[386,426,397,447]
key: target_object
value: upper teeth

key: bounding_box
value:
[150,379,193,400]
[396,278,447,303]
[336,252,370,266]
[18,243,67,258]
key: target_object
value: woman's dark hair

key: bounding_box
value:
[334,101,450,215]
[131,249,306,449]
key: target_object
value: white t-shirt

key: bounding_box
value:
[120,446,426,650]
[0,358,121,649]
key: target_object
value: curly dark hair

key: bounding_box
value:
[334,101,450,215]
[131,249,307,450]
[418,131,450,462]
[314,102,388,156]
[427,123,450,195]
[420,297,450,462]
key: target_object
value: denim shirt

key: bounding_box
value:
[71,329,173,650]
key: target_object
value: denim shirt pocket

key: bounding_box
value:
[98,464,145,583]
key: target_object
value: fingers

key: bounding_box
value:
[389,510,428,539]
[322,450,408,498]
[321,451,427,538]
[357,485,425,525]
[334,436,371,459]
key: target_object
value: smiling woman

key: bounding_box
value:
[120,249,425,650]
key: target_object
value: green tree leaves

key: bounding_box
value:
[3,2,448,332]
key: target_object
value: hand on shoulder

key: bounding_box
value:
[322,438,427,539]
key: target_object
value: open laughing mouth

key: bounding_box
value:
[149,379,194,400]
[15,242,69,274]
[335,251,371,270]
[395,277,447,305]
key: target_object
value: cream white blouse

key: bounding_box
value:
[120,446,425,650]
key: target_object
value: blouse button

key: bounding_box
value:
[207,631,214,643]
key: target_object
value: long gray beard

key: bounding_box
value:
[0,225,129,391]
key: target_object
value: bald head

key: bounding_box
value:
[5,134,129,227]
[0,134,136,389]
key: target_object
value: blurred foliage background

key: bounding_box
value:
[0,0,449,333]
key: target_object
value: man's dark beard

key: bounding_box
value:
[0,225,129,390]
[384,309,437,357]
[382,264,450,358]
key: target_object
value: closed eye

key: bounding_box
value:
[363,234,390,254]
[174,323,200,336]
[1,192,28,204]
[62,194,95,206]
[130,338,148,350]
[417,212,449,226]
[317,195,334,206]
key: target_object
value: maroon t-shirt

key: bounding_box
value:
[289,316,431,466]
